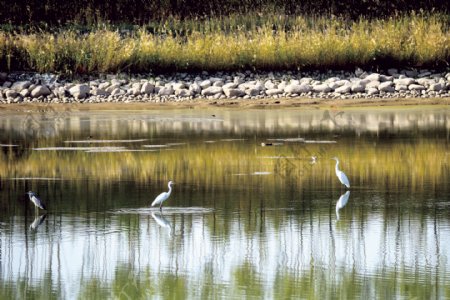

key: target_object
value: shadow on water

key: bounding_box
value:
[0,107,450,298]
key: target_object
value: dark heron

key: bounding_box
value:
[27,191,47,211]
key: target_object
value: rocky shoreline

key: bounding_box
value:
[1,68,449,104]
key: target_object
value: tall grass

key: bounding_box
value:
[0,14,448,74]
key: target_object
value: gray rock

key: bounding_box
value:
[158,86,174,96]
[418,71,431,78]
[387,68,398,76]
[300,77,313,84]
[5,90,18,99]
[201,86,222,96]
[141,82,155,95]
[213,81,224,87]
[351,82,365,93]
[106,83,121,93]
[245,88,259,96]
[0,72,7,82]
[404,70,418,77]
[224,88,245,97]
[98,82,110,90]
[2,81,12,88]
[378,81,394,92]
[189,82,202,94]
[408,84,426,91]
[12,81,31,92]
[265,88,283,96]
[31,85,51,98]
[380,75,394,82]
[111,88,125,96]
[428,83,444,92]
[69,84,90,99]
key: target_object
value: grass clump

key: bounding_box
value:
[0,13,448,75]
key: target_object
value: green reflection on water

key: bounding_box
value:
[0,107,449,299]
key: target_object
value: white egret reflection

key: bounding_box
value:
[336,191,350,220]
[151,212,173,236]
[29,214,47,231]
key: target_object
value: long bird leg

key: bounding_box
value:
[160,204,163,211]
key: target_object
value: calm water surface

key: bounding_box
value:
[1,106,450,299]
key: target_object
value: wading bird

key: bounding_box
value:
[331,157,350,188]
[27,191,47,211]
[151,181,175,211]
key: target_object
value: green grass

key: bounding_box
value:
[0,13,448,75]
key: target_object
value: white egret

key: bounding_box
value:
[151,181,174,210]
[336,191,350,220]
[331,157,350,188]
[26,191,47,211]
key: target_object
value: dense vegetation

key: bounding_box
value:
[0,1,448,74]
[0,0,448,25]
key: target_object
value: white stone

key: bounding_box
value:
[175,89,192,97]
[69,84,90,99]
[265,88,283,96]
[284,84,312,94]
[408,84,426,91]
[394,78,415,86]
[199,80,212,89]
[334,85,351,94]
[312,84,331,93]
[367,87,379,95]
[364,73,381,81]
[158,86,174,96]
[365,81,380,89]
[173,82,186,90]
[201,86,222,96]
[222,82,238,89]
[395,85,408,91]
[131,83,141,96]
[245,88,259,96]
[264,80,276,90]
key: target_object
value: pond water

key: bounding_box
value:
[0,106,450,299]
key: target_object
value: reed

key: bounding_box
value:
[0,14,448,74]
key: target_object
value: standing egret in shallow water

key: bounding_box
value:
[331,157,350,188]
[151,181,174,210]
[27,191,46,211]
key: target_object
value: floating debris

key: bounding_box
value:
[33,146,126,151]
[220,139,247,142]
[267,138,305,142]
[261,142,283,146]
[0,144,18,147]
[142,144,169,148]
[304,140,337,144]
[252,171,271,175]
[65,139,148,143]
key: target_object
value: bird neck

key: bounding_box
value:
[167,185,172,196]
[335,160,340,172]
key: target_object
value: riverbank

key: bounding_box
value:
[0,69,449,107]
